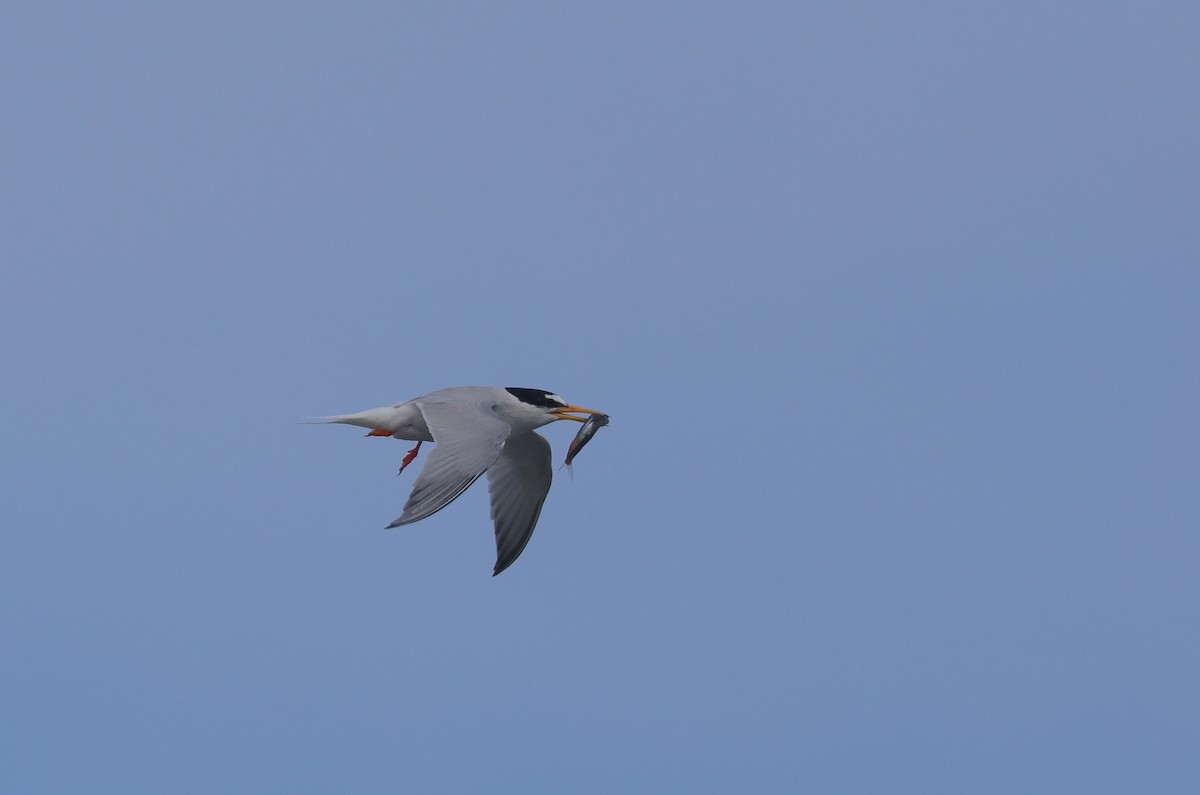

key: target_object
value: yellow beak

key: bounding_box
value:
[551,403,606,423]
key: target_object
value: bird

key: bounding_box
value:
[315,386,606,575]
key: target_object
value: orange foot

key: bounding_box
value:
[397,441,423,475]
[365,428,393,437]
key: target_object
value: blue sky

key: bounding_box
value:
[3,2,1198,792]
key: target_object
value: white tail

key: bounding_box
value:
[303,406,405,432]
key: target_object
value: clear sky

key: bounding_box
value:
[3,3,1198,792]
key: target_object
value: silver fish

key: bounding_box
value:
[563,412,610,473]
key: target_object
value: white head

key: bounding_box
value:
[504,387,604,424]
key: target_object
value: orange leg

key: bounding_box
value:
[397,441,423,475]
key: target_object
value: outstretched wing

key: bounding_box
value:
[486,430,552,576]
[387,398,509,527]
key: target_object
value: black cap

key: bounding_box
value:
[505,388,567,409]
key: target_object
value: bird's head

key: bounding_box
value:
[505,387,604,423]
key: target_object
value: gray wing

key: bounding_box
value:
[487,430,552,576]
[387,398,509,528]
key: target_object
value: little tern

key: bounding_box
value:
[316,386,606,575]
